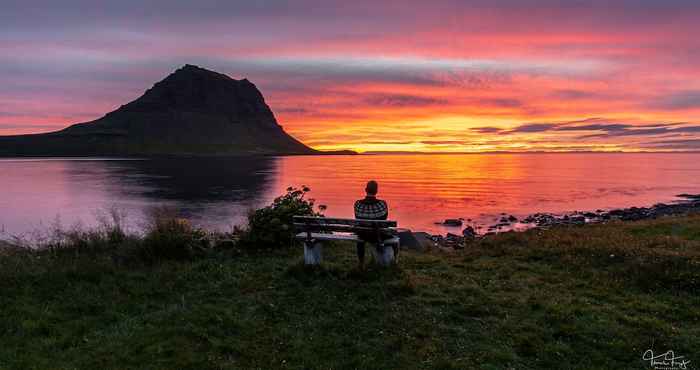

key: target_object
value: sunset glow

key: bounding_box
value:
[2,1,700,152]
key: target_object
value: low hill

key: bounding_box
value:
[0,65,317,156]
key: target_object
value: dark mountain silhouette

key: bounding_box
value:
[0,65,318,156]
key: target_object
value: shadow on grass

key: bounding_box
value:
[286,261,417,297]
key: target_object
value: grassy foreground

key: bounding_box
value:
[1,216,699,369]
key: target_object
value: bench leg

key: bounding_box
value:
[303,240,323,266]
[373,242,398,267]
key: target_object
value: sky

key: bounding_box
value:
[2,0,700,152]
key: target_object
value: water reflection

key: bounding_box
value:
[269,153,700,234]
[1,153,700,236]
[103,157,277,201]
[0,157,279,235]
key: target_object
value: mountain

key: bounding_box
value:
[0,65,317,156]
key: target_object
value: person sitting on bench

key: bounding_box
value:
[354,180,394,268]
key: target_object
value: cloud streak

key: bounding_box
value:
[2,1,700,151]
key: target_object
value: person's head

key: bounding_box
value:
[365,180,378,196]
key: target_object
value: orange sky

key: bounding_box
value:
[2,1,700,152]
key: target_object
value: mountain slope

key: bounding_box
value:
[0,65,316,156]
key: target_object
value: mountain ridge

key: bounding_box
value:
[0,65,321,156]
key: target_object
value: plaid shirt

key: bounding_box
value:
[354,196,388,220]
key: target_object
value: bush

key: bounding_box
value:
[141,207,207,262]
[238,186,324,250]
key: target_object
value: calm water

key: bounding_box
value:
[1,153,700,236]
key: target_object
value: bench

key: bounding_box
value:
[293,216,400,266]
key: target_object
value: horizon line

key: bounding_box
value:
[349,150,700,155]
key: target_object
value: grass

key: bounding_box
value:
[1,215,699,369]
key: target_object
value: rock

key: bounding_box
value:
[523,213,557,227]
[462,226,477,239]
[609,209,625,217]
[507,215,518,222]
[443,233,465,249]
[397,230,425,251]
[570,215,585,224]
[412,232,438,250]
[443,219,463,226]
[483,196,700,237]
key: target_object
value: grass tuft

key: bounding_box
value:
[1,215,699,369]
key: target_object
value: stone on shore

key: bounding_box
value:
[462,226,477,239]
[398,230,426,251]
[442,219,463,226]
[443,233,465,249]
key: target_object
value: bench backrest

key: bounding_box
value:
[294,216,397,233]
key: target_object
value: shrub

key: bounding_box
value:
[238,186,324,250]
[141,207,207,262]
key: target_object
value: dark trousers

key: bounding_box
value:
[356,242,366,264]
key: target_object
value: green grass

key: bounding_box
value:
[630,222,700,241]
[1,216,699,369]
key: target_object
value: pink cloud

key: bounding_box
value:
[2,0,700,151]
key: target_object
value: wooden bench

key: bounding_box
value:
[293,216,400,266]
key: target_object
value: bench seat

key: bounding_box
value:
[295,232,400,245]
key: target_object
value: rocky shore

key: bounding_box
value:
[422,193,700,250]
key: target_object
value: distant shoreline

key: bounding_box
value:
[360,150,700,155]
[2,150,700,160]
[0,150,358,160]
[423,193,700,248]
